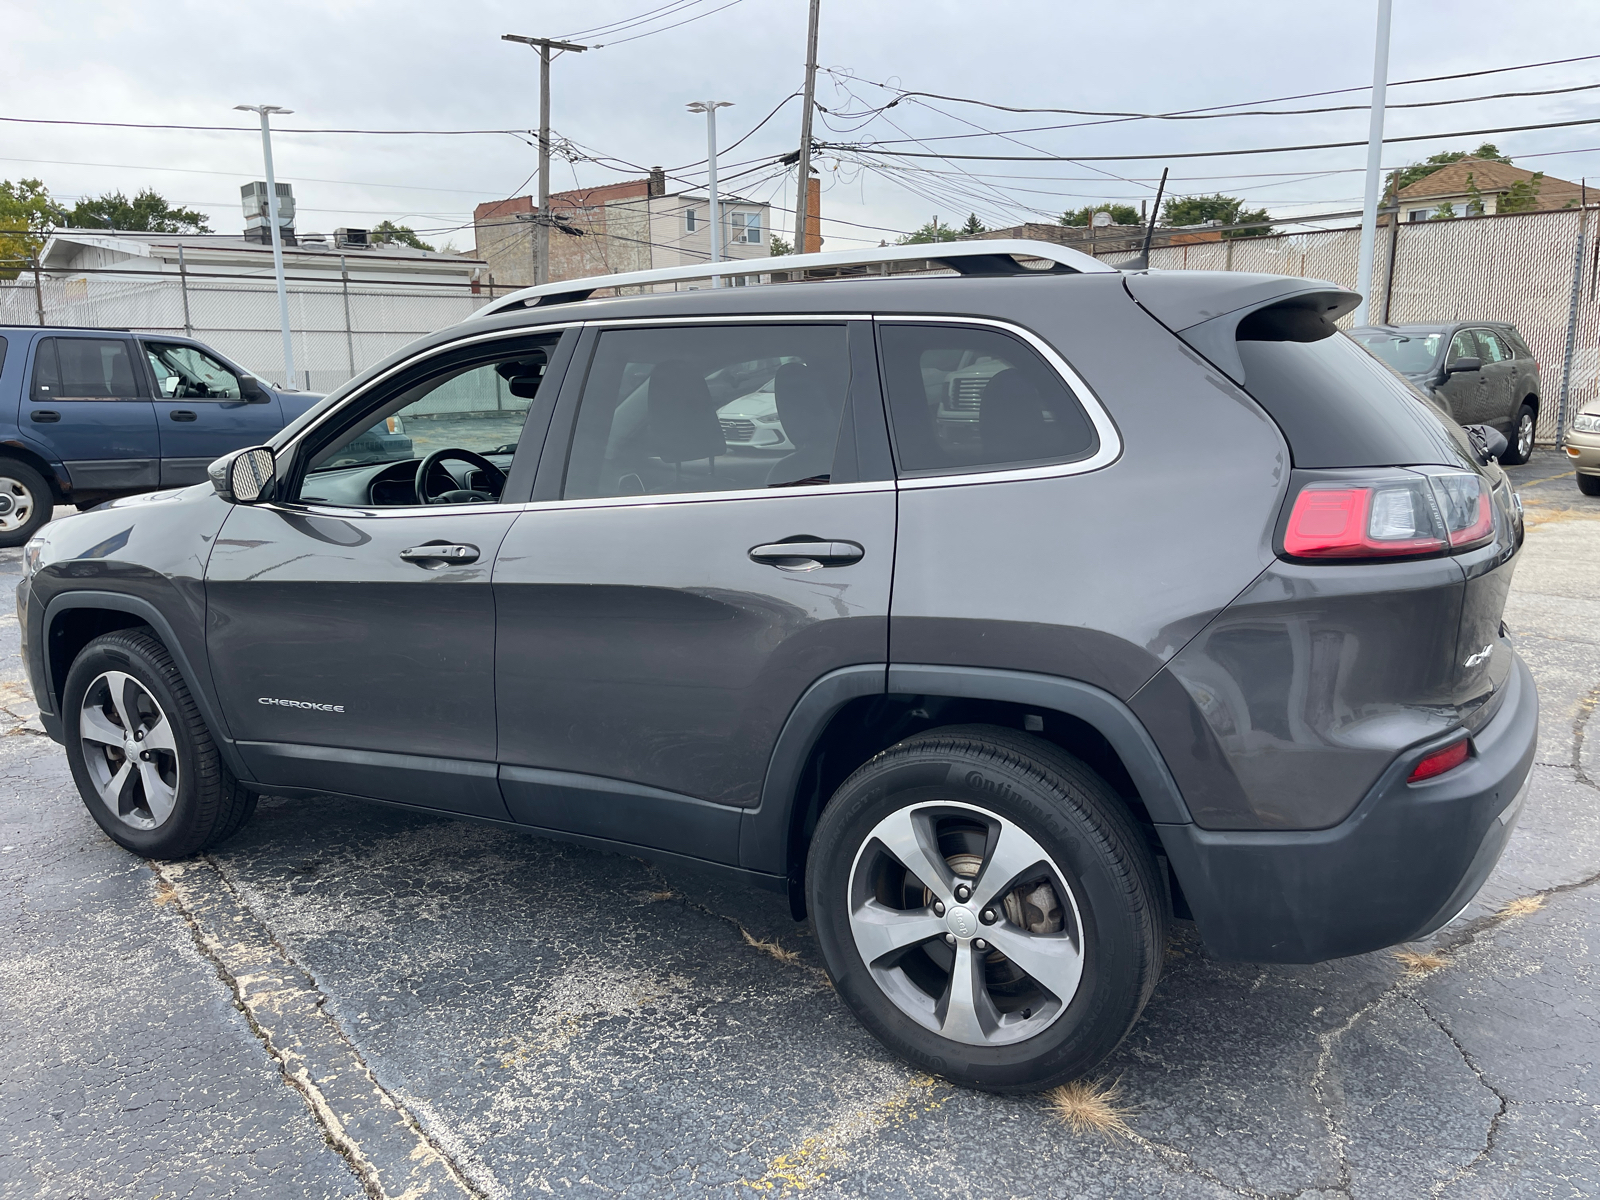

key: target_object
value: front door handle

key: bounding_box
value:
[169,409,198,421]
[30,409,60,423]
[749,539,865,570]
[400,543,480,567]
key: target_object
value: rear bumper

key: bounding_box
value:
[1157,650,1538,963]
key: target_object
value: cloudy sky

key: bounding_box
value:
[4,0,1599,255]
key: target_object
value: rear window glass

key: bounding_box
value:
[1236,324,1469,469]
[878,323,1096,475]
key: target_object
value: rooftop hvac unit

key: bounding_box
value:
[335,227,370,249]
[242,181,296,245]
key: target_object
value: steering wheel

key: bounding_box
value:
[414,448,507,505]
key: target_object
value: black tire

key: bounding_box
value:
[808,724,1166,1093]
[63,629,256,858]
[0,459,54,548]
[1500,402,1537,465]
[1579,472,1600,497]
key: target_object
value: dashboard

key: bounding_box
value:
[297,453,514,508]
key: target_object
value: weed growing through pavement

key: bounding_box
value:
[740,926,802,965]
[1500,895,1546,917]
[1045,1077,1136,1139]
[1392,948,1449,976]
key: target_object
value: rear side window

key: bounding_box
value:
[0,335,7,379]
[32,337,141,400]
[1474,330,1510,363]
[878,322,1096,475]
[1235,308,1469,469]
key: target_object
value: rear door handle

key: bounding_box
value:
[749,539,865,570]
[400,543,480,567]
[169,409,198,422]
[30,409,60,423]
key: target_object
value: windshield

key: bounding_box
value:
[1352,330,1443,375]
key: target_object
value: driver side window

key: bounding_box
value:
[293,337,560,508]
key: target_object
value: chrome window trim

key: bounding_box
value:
[584,313,869,327]
[872,314,1123,490]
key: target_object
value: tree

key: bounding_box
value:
[1431,202,1457,221]
[959,212,987,236]
[1060,203,1141,227]
[67,188,209,234]
[369,220,432,251]
[1161,193,1272,238]
[0,179,67,279]
[896,216,963,245]
[1497,172,1545,214]
[769,234,793,256]
[1464,174,1486,217]
[1384,142,1509,201]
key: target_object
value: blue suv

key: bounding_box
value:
[0,327,340,545]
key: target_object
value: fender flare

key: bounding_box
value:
[738,662,1192,879]
[40,590,255,782]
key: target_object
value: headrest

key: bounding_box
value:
[979,368,1051,461]
[773,361,843,449]
[647,359,725,465]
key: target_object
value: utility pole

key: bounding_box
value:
[503,34,588,286]
[688,101,733,283]
[1352,0,1392,327]
[234,103,296,388]
[793,0,821,254]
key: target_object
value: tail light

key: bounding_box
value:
[1409,738,1469,782]
[1283,471,1493,561]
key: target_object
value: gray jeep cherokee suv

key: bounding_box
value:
[17,241,1537,1092]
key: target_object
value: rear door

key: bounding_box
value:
[141,339,285,485]
[491,318,894,861]
[25,335,159,494]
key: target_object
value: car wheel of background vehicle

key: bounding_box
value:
[1501,403,1536,465]
[1579,472,1600,497]
[0,459,53,548]
[63,629,256,858]
[807,724,1166,1093]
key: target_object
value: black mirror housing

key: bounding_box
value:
[208,446,277,504]
[238,374,269,402]
[1464,423,1509,464]
[1446,356,1482,374]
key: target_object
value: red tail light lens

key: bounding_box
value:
[1284,481,1445,559]
[1429,472,1494,549]
[1409,738,1470,782]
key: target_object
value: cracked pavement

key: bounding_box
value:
[2,448,1598,1199]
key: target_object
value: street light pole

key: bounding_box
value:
[503,34,588,287]
[1352,0,1392,327]
[235,103,296,388]
[793,0,821,254]
[688,101,733,283]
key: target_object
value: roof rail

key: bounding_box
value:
[465,238,1118,321]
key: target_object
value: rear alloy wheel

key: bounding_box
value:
[1501,403,1536,465]
[808,725,1166,1092]
[0,460,52,548]
[63,630,256,858]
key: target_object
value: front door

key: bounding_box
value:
[205,329,570,818]
[493,320,894,860]
[25,335,159,495]
[141,339,286,485]
[1436,329,1487,424]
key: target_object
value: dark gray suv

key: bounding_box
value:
[16,241,1538,1092]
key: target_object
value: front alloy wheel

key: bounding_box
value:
[809,725,1167,1093]
[79,670,181,830]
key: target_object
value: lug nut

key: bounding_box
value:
[133,730,143,742]
[974,938,988,952]
[945,933,956,946]
[981,909,996,925]
[954,884,971,902]
[933,901,945,916]
[139,751,151,761]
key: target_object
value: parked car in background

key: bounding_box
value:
[0,326,409,546]
[1566,401,1600,495]
[1351,322,1541,465]
[18,240,1537,1092]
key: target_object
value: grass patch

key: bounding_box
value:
[741,926,802,966]
[1045,1077,1135,1139]
[1392,948,1449,977]
[1500,895,1546,918]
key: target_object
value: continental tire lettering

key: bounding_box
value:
[258,697,346,713]
[963,770,1020,804]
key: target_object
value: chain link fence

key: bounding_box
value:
[0,271,494,396]
[1150,206,1598,441]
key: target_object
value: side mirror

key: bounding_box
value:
[1446,356,1482,375]
[1465,424,1508,464]
[208,446,276,503]
[238,374,269,402]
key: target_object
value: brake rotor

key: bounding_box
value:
[930,852,1064,963]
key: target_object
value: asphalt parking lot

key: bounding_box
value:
[3,447,1598,1199]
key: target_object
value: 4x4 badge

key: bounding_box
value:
[1463,645,1493,668]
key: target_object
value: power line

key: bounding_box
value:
[825,115,1600,163]
[594,0,747,47]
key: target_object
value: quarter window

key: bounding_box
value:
[563,324,850,499]
[877,323,1096,475]
[31,337,141,400]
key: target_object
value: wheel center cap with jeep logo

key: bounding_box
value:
[946,905,979,939]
